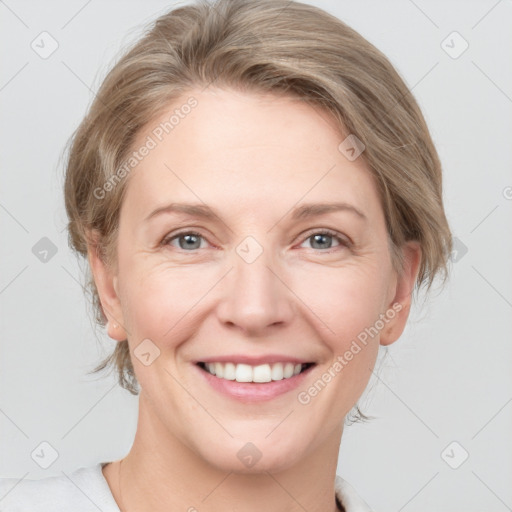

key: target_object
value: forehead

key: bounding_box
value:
[120,87,382,223]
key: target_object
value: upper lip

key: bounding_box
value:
[196,355,315,365]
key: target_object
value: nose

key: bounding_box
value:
[216,244,295,336]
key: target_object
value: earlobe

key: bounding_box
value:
[380,241,422,346]
[106,320,125,342]
[86,230,127,342]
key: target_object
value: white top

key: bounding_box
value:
[0,462,373,511]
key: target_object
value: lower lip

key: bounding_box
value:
[195,364,315,403]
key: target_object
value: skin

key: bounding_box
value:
[89,87,421,512]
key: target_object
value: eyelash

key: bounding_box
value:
[161,228,352,253]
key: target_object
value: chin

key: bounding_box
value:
[193,431,310,475]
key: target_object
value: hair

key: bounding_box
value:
[63,0,453,422]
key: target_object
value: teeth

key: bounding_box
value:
[202,362,308,382]
[223,362,236,380]
[283,363,294,379]
[214,362,224,378]
[271,363,284,381]
[235,363,253,382]
[253,364,272,383]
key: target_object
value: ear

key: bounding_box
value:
[379,241,422,346]
[86,230,127,342]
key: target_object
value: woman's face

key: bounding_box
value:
[91,87,420,473]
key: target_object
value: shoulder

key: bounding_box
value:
[335,475,374,512]
[0,466,371,512]
[0,463,119,512]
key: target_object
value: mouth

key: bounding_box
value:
[197,361,315,383]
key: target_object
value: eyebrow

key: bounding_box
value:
[290,202,367,221]
[144,201,367,223]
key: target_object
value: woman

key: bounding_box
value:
[0,0,452,510]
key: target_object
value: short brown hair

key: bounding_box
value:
[64,0,452,403]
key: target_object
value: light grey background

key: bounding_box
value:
[1,1,511,511]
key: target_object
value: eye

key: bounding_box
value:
[161,229,351,253]
[299,229,351,251]
[162,231,207,251]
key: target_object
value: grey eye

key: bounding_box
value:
[165,232,205,250]
[302,232,343,250]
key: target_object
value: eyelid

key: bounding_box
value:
[160,229,211,249]
[161,227,352,251]
[297,228,352,249]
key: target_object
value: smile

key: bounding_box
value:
[198,362,314,383]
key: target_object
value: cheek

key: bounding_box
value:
[119,258,217,344]
[290,260,390,346]
[118,241,393,355]
[291,262,389,399]
[116,260,220,400]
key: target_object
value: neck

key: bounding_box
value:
[108,392,343,512]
